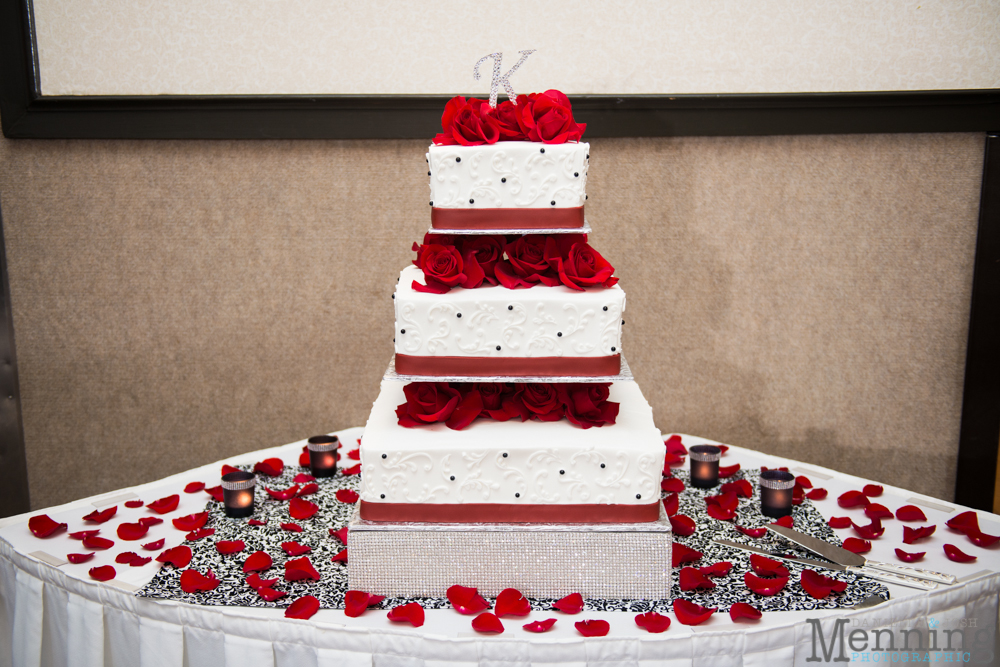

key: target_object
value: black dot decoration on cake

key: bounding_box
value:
[559,470,565,475]
[586,154,590,159]
[456,157,461,162]
[496,345,501,351]
[450,476,455,481]
[429,201,433,206]
[611,346,616,352]
[427,171,431,176]
[469,199,474,204]
[391,294,394,299]
[540,148,545,154]
[456,313,462,318]
[557,332,562,337]
[636,494,642,499]
[574,172,579,177]
[622,320,625,325]
[501,178,506,183]
[550,201,556,206]
[502,453,508,458]
[603,306,608,311]
[515,493,520,498]
[601,463,606,468]
[508,305,513,310]
[381,454,387,459]
[401,329,405,334]
[380,494,385,499]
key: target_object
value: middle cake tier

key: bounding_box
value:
[394,265,624,377]
[360,379,664,523]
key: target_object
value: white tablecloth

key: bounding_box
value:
[2,429,998,666]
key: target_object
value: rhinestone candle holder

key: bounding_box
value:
[221,471,255,518]
[307,435,339,478]
[689,445,721,488]
[759,469,796,518]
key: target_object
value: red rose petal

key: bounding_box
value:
[966,529,1000,547]
[67,552,95,564]
[82,507,117,524]
[129,556,151,566]
[281,541,311,557]
[665,434,686,455]
[172,512,209,532]
[156,545,192,568]
[895,548,926,562]
[116,522,149,541]
[471,612,505,634]
[791,485,805,506]
[446,584,490,615]
[718,444,729,454]
[265,485,299,501]
[946,511,980,535]
[342,464,362,476]
[387,602,424,627]
[138,517,163,527]
[837,491,869,508]
[863,484,884,497]
[124,499,144,508]
[771,515,794,528]
[293,473,315,483]
[680,567,717,591]
[718,464,741,478]
[705,492,738,511]
[347,449,361,460]
[721,479,753,498]
[672,543,703,567]
[706,505,737,521]
[750,554,790,579]
[69,529,100,540]
[186,528,214,541]
[335,489,360,504]
[205,486,224,502]
[288,497,319,521]
[331,549,348,563]
[842,538,872,554]
[800,569,848,599]
[297,483,319,497]
[944,543,977,563]
[730,602,762,622]
[28,514,67,538]
[344,590,374,617]
[673,599,716,625]
[895,505,927,522]
[736,525,768,538]
[298,451,311,467]
[635,611,671,633]
[864,503,894,520]
[280,523,303,533]
[82,536,114,550]
[184,482,205,494]
[284,556,321,582]
[661,478,685,493]
[902,525,936,544]
[285,595,320,620]
[669,514,697,537]
[221,464,240,476]
[254,458,284,477]
[146,494,180,514]
[248,519,267,526]
[246,573,279,590]
[242,550,272,573]
[116,551,140,564]
[663,452,685,469]
[828,516,852,529]
[330,526,349,545]
[744,572,789,596]
[495,588,531,617]
[795,475,813,489]
[698,561,733,577]
[257,587,287,602]
[662,493,679,517]
[806,488,828,501]
[216,540,246,555]
[523,618,557,633]
[141,538,165,551]
[179,569,220,593]
[575,619,610,637]
[553,592,584,614]
[852,519,885,540]
[89,565,116,581]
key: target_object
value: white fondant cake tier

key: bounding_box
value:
[359,380,664,522]
[427,141,588,210]
[394,265,624,376]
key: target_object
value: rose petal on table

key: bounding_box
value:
[280,541,311,557]
[842,538,872,554]
[298,451,311,467]
[894,548,926,563]
[82,536,114,550]
[944,544,977,563]
[680,567,717,591]
[669,514,697,537]
[946,511,980,535]
[966,529,1000,548]
[828,516,852,529]
[862,484,884,497]
[851,519,885,540]
[771,515,794,528]
[221,464,240,476]
[331,549,348,564]
[800,569,848,599]
[705,492,739,512]
[806,488,829,500]
[523,618,557,633]
[183,481,205,494]
[661,478,685,494]
[635,611,671,633]
[82,507,117,524]
[265,485,299,501]
[446,584,490,614]
[698,561,733,577]
[115,551,140,564]
[791,485,805,506]
[744,572,789,596]
[185,528,214,541]
[387,602,424,627]
[575,619,610,637]
[117,522,149,541]
[330,526,349,545]
[718,464,741,478]
[284,556,321,582]
[665,434,687,455]
[553,592,584,614]
[216,540,246,555]
[124,499,144,508]
[471,612,505,633]
[254,458,284,477]
[662,493,679,516]
[342,464,362,476]
[246,573,279,590]
[735,525,767,538]
[129,556,151,566]
[67,552,95,564]
[247,519,267,526]
[895,505,927,522]
[837,491,869,508]
[242,550,272,573]
[285,595,320,620]
[672,544,703,567]
[864,503,894,520]
[344,590,380,617]
[347,449,361,460]
[673,599,716,625]
[179,568,220,593]
[172,512,209,532]
[902,525,936,544]
[495,588,531,617]
[280,523,303,533]
[663,452,685,469]
[750,553,790,579]
[89,565,116,581]
[69,529,100,540]
[760,466,790,472]
[28,514,67,538]
[138,517,163,527]
[721,479,753,498]
[795,475,813,489]
[146,495,180,514]
[293,473,315,484]
[141,538,165,551]
[288,497,319,521]
[335,489,360,504]
[157,545,192,568]
[297,483,319,497]
[730,602,763,622]
[706,505,737,521]
[257,587,287,602]
[205,486,224,502]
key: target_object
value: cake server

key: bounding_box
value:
[767,525,957,585]
[712,538,938,590]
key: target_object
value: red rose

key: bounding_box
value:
[492,100,529,141]
[433,96,500,146]
[412,242,466,294]
[459,235,505,287]
[557,383,619,429]
[495,235,561,289]
[516,91,586,144]
[551,241,618,291]
[475,383,527,421]
[516,383,563,422]
[395,383,461,427]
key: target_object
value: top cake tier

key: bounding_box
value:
[428,141,589,233]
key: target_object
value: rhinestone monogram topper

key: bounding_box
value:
[473,50,536,108]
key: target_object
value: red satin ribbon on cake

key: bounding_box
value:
[360,500,660,524]
[431,206,585,230]
[395,354,620,377]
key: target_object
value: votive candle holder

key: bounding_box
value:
[221,470,256,518]
[688,445,721,488]
[759,469,796,518]
[307,434,340,478]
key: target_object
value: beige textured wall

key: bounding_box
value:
[0,132,983,509]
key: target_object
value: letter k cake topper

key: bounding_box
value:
[474,50,536,108]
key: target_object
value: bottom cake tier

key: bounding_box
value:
[346,506,673,599]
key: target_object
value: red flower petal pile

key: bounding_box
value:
[552,592,584,614]
[635,611,671,633]
[575,619,610,637]
[800,570,848,599]
[672,599,716,625]
[433,91,586,147]
[82,507,117,524]
[946,511,1000,547]
[721,479,753,498]
[495,588,531,617]
[447,585,490,615]
[254,458,284,477]
[472,612,505,634]
[387,602,425,627]
[679,567,716,591]
[902,525,936,544]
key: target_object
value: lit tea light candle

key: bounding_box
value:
[759,469,796,518]
[688,444,721,488]
[221,471,256,518]
[307,435,339,478]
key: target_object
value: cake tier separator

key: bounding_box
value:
[135,452,887,614]
[428,221,592,236]
[384,353,634,384]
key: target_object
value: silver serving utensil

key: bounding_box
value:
[768,524,957,586]
[713,538,938,590]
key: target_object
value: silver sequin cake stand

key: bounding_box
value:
[347,505,672,599]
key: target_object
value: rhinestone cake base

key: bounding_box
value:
[347,506,672,599]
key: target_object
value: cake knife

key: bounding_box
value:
[712,538,938,590]
[767,525,957,585]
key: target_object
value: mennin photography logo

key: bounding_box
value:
[805,616,995,663]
